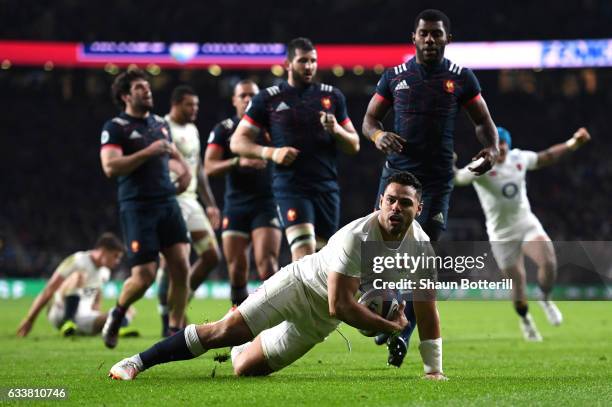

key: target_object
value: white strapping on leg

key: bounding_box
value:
[184,324,206,357]
[419,337,443,374]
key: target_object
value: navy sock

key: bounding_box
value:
[515,302,529,318]
[139,328,194,370]
[400,301,417,343]
[230,285,249,306]
[62,295,80,323]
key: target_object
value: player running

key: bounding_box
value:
[204,80,281,306]
[16,233,137,337]
[156,85,222,336]
[109,172,446,381]
[99,69,192,347]
[454,126,591,341]
[231,37,360,261]
[362,9,499,365]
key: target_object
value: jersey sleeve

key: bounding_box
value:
[55,252,89,278]
[243,93,269,129]
[521,150,539,170]
[207,123,229,151]
[454,166,478,186]
[458,68,482,106]
[100,121,124,151]
[374,69,393,104]
[325,231,361,278]
[333,88,350,126]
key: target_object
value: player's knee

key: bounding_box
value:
[542,257,557,273]
[233,360,271,377]
[255,255,276,279]
[134,267,157,287]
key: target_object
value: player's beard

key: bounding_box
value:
[418,44,445,66]
[291,67,314,87]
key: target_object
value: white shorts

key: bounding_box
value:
[177,196,214,234]
[490,215,549,269]
[47,296,101,335]
[237,263,338,371]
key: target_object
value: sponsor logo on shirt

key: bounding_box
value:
[275,101,290,112]
[129,130,143,140]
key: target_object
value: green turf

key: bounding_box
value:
[1,299,610,406]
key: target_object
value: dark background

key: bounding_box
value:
[1,1,610,278]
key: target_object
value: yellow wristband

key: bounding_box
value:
[260,147,271,160]
[565,138,578,151]
[372,130,385,143]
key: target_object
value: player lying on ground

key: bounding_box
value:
[109,172,446,381]
[17,233,137,337]
[454,126,591,341]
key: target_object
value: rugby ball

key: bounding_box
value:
[357,288,399,337]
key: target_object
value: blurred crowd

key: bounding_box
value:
[1,1,611,277]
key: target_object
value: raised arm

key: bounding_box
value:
[362,95,405,154]
[327,271,407,334]
[463,96,500,175]
[230,120,299,166]
[319,113,360,154]
[535,127,591,168]
[100,140,171,178]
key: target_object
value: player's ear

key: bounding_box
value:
[446,33,453,44]
[411,32,416,44]
[416,200,423,216]
[284,58,292,71]
[379,194,384,209]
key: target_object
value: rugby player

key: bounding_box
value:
[109,172,446,381]
[156,85,222,336]
[204,80,281,306]
[99,69,192,347]
[230,37,360,261]
[362,9,500,365]
[16,233,136,337]
[454,126,591,340]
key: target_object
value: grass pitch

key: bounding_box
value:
[1,299,610,406]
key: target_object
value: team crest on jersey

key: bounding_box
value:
[516,163,523,171]
[131,240,140,253]
[222,217,229,230]
[444,80,455,94]
[488,170,497,176]
[321,96,332,110]
[287,208,297,222]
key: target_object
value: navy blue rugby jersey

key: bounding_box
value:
[243,81,351,194]
[375,57,481,181]
[208,116,274,206]
[100,112,175,206]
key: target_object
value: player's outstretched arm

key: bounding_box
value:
[536,127,591,168]
[17,272,65,337]
[464,96,500,175]
[327,272,407,334]
[362,95,405,154]
[319,112,360,154]
[100,140,172,177]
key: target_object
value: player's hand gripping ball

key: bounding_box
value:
[357,288,399,337]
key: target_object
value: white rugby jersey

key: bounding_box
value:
[165,115,200,200]
[297,211,431,300]
[56,251,110,291]
[455,149,539,240]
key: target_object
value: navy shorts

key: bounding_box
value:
[119,201,190,267]
[275,190,340,241]
[222,199,281,238]
[375,164,453,242]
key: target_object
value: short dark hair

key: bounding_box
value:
[94,232,124,252]
[287,37,315,61]
[383,171,422,198]
[234,79,257,90]
[111,68,149,109]
[414,9,451,33]
[171,85,197,105]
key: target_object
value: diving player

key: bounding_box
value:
[204,79,281,306]
[454,126,591,341]
[230,37,360,261]
[16,233,135,337]
[109,172,446,381]
[99,69,192,347]
[362,8,499,366]
[156,85,221,336]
